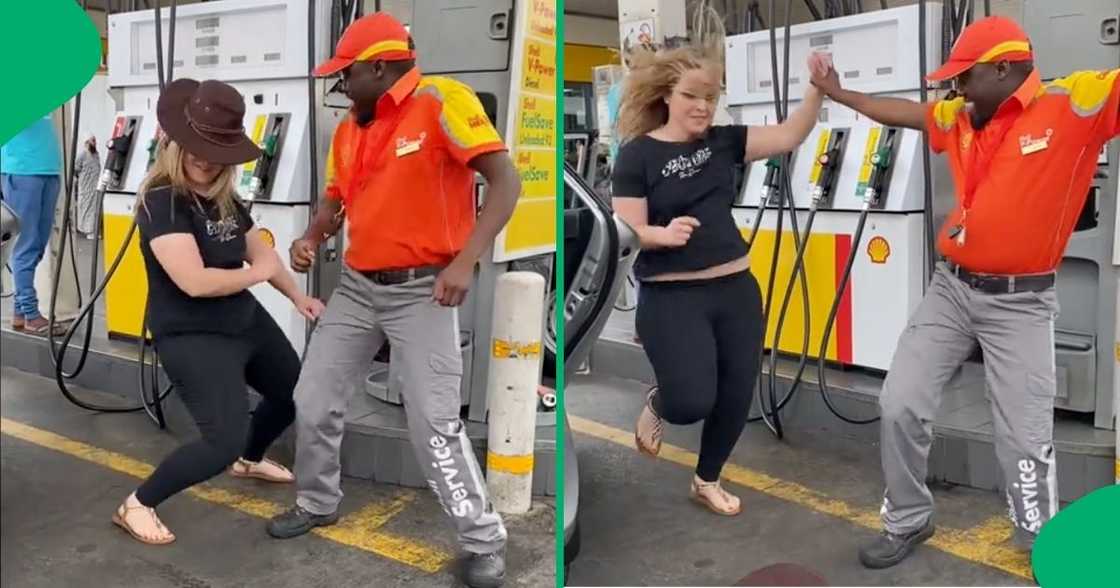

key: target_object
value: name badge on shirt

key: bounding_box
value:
[395,133,427,158]
[1019,129,1053,155]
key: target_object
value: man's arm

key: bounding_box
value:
[301,197,344,244]
[431,150,520,307]
[290,196,343,273]
[813,66,929,131]
[458,151,520,265]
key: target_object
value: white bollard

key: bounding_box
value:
[485,271,547,514]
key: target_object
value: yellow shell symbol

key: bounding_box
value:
[258,228,275,248]
[867,236,891,264]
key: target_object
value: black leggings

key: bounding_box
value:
[136,305,300,507]
[635,270,763,482]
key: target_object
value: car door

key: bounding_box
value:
[554,162,638,568]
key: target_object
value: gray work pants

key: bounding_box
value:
[292,266,507,554]
[879,263,1059,548]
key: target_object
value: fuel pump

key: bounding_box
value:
[813,125,900,425]
[758,126,850,430]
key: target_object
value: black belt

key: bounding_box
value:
[358,265,443,286]
[947,263,1055,294]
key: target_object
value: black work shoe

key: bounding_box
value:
[464,549,506,588]
[266,505,339,539]
[858,519,935,569]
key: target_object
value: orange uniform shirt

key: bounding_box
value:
[324,67,506,271]
[926,68,1120,274]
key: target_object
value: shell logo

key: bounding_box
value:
[867,236,891,264]
[258,228,275,248]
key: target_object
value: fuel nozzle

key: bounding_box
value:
[862,145,893,207]
[98,130,135,191]
[248,125,282,200]
[811,148,841,206]
[861,128,898,209]
[146,136,159,170]
[760,156,782,205]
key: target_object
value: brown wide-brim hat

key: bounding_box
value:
[156,78,261,165]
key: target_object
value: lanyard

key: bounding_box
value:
[961,106,1022,212]
[949,105,1021,246]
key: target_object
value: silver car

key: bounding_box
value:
[556,162,639,575]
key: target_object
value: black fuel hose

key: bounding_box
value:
[753,198,817,428]
[757,189,809,430]
[57,105,87,310]
[813,203,879,424]
[752,0,789,438]
[136,0,180,426]
[920,0,936,285]
[47,0,100,383]
[308,0,322,309]
[752,0,814,439]
[49,0,175,418]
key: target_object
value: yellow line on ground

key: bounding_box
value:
[0,417,452,574]
[569,415,1032,580]
[317,494,453,573]
[933,517,1031,580]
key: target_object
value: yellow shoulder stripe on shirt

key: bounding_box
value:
[932,97,965,132]
[417,76,503,151]
[323,140,338,187]
[1044,69,1120,118]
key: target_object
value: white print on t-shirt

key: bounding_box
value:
[661,147,712,180]
[205,216,240,243]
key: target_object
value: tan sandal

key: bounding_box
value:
[112,495,176,545]
[229,457,294,483]
[634,386,663,456]
[690,475,741,516]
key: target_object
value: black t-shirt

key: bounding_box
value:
[135,185,259,338]
[612,125,750,279]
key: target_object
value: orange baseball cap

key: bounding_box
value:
[926,16,1033,82]
[312,13,415,77]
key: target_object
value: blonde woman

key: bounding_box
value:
[112,79,324,545]
[612,10,830,515]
